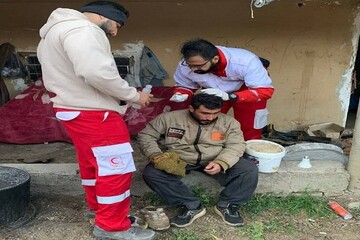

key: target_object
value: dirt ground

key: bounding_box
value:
[1,142,360,240]
[0,191,359,240]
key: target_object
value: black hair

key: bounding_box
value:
[180,38,218,60]
[82,0,130,18]
[190,93,223,110]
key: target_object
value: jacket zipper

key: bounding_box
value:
[194,125,202,165]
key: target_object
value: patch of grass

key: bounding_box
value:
[141,192,165,206]
[172,229,199,240]
[280,193,332,218]
[238,193,335,240]
[282,222,297,235]
[349,206,360,217]
[263,216,297,234]
[191,186,217,207]
[242,192,333,218]
[262,217,283,232]
[240,221,265,240]
[240,218,297,240]
[242,194,279,216]
[142,187,216,207]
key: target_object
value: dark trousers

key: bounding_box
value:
[142,157,259,209]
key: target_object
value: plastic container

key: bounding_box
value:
[132,85,152,109]
[328,201,353,220]
[245,140,286,173]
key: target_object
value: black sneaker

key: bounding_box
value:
[214,204,244,226]
[170,205,206,227]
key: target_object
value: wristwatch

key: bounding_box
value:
[228,92,238,102]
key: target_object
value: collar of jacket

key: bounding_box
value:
[211,48,227,77]
[188,110,219,126]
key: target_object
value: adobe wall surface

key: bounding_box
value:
[0,0,359,131]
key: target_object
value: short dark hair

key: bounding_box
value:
[180,38,218,60]
[190,93,223,110]
[82,0,130,18]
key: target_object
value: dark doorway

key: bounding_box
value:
[346,37,360,129]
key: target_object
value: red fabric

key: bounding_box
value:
[123,86,191,136]
[222,100,267,140]
[222,85,268,140]
[0,82,71,144]
[236,87,274,102]
[0,85,190,144]
[96,174,132,231]
[56,109,132,231]
[212,48,227,77]
[172,86,196,95]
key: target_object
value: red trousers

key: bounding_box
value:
[54,108,135,231]
[222,100,268,141]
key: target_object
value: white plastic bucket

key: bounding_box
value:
[245,140,286,173]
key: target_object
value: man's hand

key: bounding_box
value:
[169,93,189,102]
[149,152,187,177]
[135,91,153,107]
[201,88,229,101]
[204,162,221,175]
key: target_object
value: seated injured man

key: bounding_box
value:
[137,92,259,228]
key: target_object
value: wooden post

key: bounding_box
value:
[348,105,360,193]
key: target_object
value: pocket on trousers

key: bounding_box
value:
[92,143,136,176]
[55,111,81,121]
[254,108,268,129]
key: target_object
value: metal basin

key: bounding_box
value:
[0,166,31,225]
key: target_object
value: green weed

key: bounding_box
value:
[242,192,333,218]
[240,218,297,240]
[280,193,332,218]
[141,192,165,206]
[142,186,216,207]
[349,206,360,217]
[172,229,199,240]
[240,221,265,240]
[263,216,297,234]
[238,192,334,239]
[191,186,217,207]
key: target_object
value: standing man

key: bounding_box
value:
[171,38,274,140]
[37,1,155,239]
[138,93,258,227]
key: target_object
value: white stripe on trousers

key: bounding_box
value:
[81,179,96,186]
[97,190,131,204]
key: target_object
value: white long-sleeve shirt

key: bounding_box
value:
[174,46,274,102]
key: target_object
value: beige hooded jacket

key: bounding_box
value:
[37,8,139,114]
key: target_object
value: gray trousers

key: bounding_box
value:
[142,157,259,209]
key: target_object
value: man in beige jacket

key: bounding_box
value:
[37,1,154,239]
[138,93,259,228]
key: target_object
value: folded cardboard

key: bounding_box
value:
[306,123,344,139]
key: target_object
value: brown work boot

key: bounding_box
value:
[140,206,170,231]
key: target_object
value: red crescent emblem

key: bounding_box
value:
[110,157,117,164]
